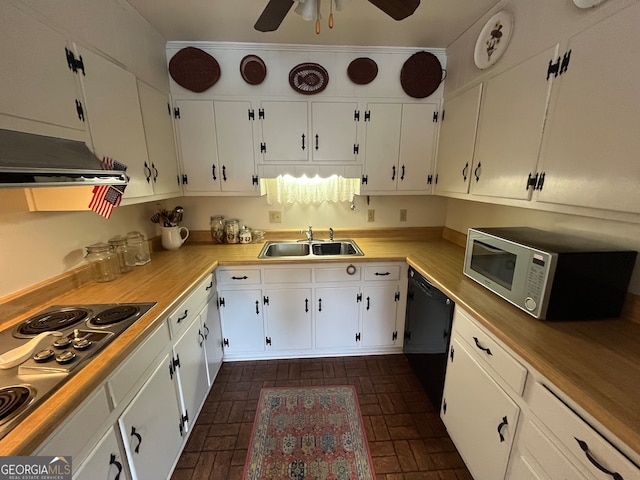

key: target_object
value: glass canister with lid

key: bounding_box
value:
[126,231,151,265]
[224,219,240,244]
[210,215,225,244]
[85,242,118,282]
[108,235,135,273]
[239,225,252,244]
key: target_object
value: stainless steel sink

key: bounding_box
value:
[258,240,364,258]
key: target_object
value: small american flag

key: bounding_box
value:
[88,156,128,219]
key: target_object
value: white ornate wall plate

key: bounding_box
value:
[474,11,514,70]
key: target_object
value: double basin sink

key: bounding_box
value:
[258,239,364,258]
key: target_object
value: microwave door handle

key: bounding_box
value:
[475,241,505,253]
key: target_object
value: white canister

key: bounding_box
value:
[239,226,252,244]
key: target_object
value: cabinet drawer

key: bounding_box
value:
[454,308,527,395]
[108,322,170,407]
[217,268,262,285]
[264,267,312,284]
[168,274,212,338]
[36,386,111,460]
[530,383,640,480]
[315,264,361,282]
[364,265,401,281]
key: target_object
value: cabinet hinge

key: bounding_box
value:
[433,111,438,122]
[219,297,225,307]
[179,412,189,436]
[74,100,85,122]
[168,355,180,379]
[392,331,398,341]
[443,400,447,414]
[364,110,371,122]
[266,336,272,346]
[404,330,411,340]
[355,332,361,342]
[394,292,400,302]
[427,174,433,185]
[361,175,368,185]
[547,49,571,80]
[353,144,359,155]
[65,47,85,75]
[526,172,539,190]
[441,110,445,122]
[181,174,188,185]
[174,107,181,119]
[223,338,229,347]
[260,142,267,153]
[263,296,269,305]
[248,109,254,121]
[167,103,171,116]
[354,110,360,121]
[252,175,259,185]
[536,172,546,191]
[449,346,454,362]
[356,293,362,302]
[259,108,265,120]
[435,174,439,184]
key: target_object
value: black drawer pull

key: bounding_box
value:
[575,438,624,480]
[177,309,188,323]
[131,426,142,454]
[473,336,493,356]
[374,272,391,276]
[109,453,122,480]
[231,276,248,280]
[318,298,322,312]
[305,298,309,313]
[205,281,213,290]
[497,416,508,442]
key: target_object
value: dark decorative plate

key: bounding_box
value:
[400,51,443,99]
[347,57,378,85]
[169,47,220,93]
[289,63,329,95]
[240,55,267,85]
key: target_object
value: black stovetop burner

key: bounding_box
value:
[15,307,91,337]
[89,305,141,327]
[0,386,34,425]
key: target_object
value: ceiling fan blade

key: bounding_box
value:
[368,0,420,20]
[254,0,295,32]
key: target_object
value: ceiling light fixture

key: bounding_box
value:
[294,0,349,34]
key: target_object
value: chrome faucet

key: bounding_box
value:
[329,227,334,241]
[301,225,313,241]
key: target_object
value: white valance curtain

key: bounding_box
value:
[261,175,360,205]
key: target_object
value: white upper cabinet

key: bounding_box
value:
[137,81,181,198]
[311,102,359,162]
[434,84,483,195]
[260,101,308,162]
[470,45,558,201]
[536,2,640,214]
[76,45,153,199]
[0,2,85,140]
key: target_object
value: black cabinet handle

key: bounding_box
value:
[255,300,260,315]
[206,281,213,291]
[401,165,405,180]
[315,134,319,150]
[575,438,624,480]
[366,297,370,310]
[497,416,508,442]
[305,298,309,313]
[374,272,391,276]
[391,165,396,181]
[212,164,217,180]
[473,336,493,356]
[151,163,158,182]
[318,298,322,312]
[143,162,152,183]
[222,165,227,181]
[130,426,142,454]
[198,329,205,347]
[177,309,188,323]
[203,322,210,339]
[462,162,469,181]
[231,276,248,280]
[109,453,122,480]
[474,162,482,182]
[301,133,306,150]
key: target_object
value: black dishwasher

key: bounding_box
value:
[404,267,454,409]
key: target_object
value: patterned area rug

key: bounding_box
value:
[243,385,374,480]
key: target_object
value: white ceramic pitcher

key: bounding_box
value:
[161,226,189,250]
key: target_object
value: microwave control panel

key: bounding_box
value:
[523,252,551,313]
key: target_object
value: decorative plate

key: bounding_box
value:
[347,57,378,85]
[400,51,443,99]
[288,63,329,95]
[473,11,513,70]
[168,47,220,93]
[240,55,267,85]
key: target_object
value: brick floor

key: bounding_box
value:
[171,355,472,480]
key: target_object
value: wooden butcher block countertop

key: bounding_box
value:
[1,228,639,464]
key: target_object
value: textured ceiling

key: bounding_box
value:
[126,0,499,48]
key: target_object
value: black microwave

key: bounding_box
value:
[463,227,637,320]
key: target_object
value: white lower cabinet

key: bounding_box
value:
[218,288,265,354]
[201,294,224,386]
[119,353,184,480]
[315,286,361,349]
[442,336,520,480]
[264,288,313,351]
[74,426,130,480]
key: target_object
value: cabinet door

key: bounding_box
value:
[202,295,223,385]
[213,100,258,192]
[536,3,640,214]
[441,337,519,480]
[219,289,265,353]
[119,354,183,480]
[74,426,130,480]
[173,313,209,433]
[435,84,482,195]
[0,2,85,139]
[363,103,403,191]
[264,288,312,351]
[311,102,359,162]
[77,46,153,198]
[174,100,220,193]
[471,46,557,200]
[361,285,400,347]
[315,286,360,349]
[260,101,308,162]
[137,81,181,197]
[398,104,438,192]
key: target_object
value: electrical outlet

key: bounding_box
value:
[400,209,407,222]
[269,211,282,223]
[367,209,375,222]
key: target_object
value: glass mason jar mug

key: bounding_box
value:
[108,236,135,273]
[85,242,118,282]
[126,231,151,265]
